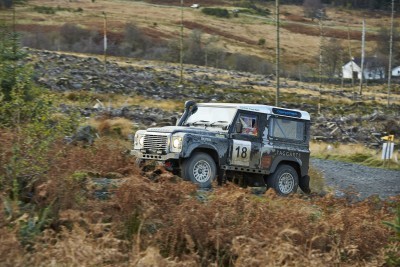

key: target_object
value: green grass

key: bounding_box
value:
[33,5,83,14]
[314,153,400,170]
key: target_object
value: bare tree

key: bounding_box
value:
[121,23,149,56]
[323,38,344,78]
[204,35,218,67]
[303,0,323,21]
[185,30,204,65]
[347,23,355,88]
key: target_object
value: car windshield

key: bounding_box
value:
[184,106,237,129]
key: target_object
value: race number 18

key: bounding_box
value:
[235,146,248,158]
[232,140,251,166]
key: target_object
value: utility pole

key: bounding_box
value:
[179,0,184,85]
[318,18,324,114]
[275,0,280,106]
[387,0,394,107]
[347,24,354,88]
[359,18,365,96]
[102,11,107,72]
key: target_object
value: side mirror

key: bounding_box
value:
[235,122,243,133]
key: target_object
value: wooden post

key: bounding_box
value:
[103,12,107,72]
[275,0,280,107]
[179,0,184,85]
[359,19,365,96]
[347,24,354,90]
[387,0,394,107]
[318,19,323,114]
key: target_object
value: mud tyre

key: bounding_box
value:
[183,152,216,188]
[268,164,299,196]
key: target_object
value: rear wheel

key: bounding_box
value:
[268,164,299,196]
[183,152,216,188]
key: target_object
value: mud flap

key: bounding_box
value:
[299,175,311,194]
[217,169,226,186]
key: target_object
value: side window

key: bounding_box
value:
[269,117,305,141]
[235,114,258,136]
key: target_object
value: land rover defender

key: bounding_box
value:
[131,101,311,195]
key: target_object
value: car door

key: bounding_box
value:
[229,112,263,169]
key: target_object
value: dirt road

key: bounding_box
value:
[311,158,400,200]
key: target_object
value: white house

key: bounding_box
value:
[392,66,400,77]
[342,57,385,80]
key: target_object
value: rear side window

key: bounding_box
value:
[269,117,305,141]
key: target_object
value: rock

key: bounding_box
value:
[71,83,83,90]
[67,125,97,145]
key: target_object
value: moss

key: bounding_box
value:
[71,171,89,183]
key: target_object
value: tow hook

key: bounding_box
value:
[164,161,173,171]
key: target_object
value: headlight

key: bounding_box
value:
[134,131,146,149]
[170,134,185,152]
[139,136,145,146]
[172,137,182,149]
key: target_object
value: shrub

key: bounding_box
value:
[233,0,271,16]
[33,6,55,14]
[90,117,133,139]
[202,7,230,18]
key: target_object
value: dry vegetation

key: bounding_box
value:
[0,128,399,266]
[1,1,399,265]
[311,142,400,170]
[2,0,396,65]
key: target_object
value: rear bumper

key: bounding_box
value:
[131,150,180,161]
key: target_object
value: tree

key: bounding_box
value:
[322,38,344,78]
[0,23,28,102]
[303,0,324,21]
[376,25,399,64]
[0,22,78,202]
[0,0,26,9]
[120,23,149,57]
[184,30,204,66]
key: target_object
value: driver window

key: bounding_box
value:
[236,114,258,136]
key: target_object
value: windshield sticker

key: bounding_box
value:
[201,137,212,142]
[276,150,300,159]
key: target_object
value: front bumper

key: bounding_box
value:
[131,149,180,161]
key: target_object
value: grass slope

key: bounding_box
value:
[1,0,397,66]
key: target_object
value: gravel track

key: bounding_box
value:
[311,158,400,199]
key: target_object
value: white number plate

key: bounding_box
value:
[231,140,251,166]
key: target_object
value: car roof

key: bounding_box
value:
[197,103,311,120]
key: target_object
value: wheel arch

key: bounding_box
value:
[271,160,310,194]
[187,147,220,167]
[272,160,301,179]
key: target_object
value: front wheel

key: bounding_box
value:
[183,152,217,188]
[268,164,299,196]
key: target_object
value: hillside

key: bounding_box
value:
[2,0,399,73]
[0,1,400,266]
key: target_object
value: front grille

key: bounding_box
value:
[143,134,169,152]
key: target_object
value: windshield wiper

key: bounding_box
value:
[208,121,229,127]
[188,120,210,126]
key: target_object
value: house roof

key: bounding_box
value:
[351,57,385,68]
